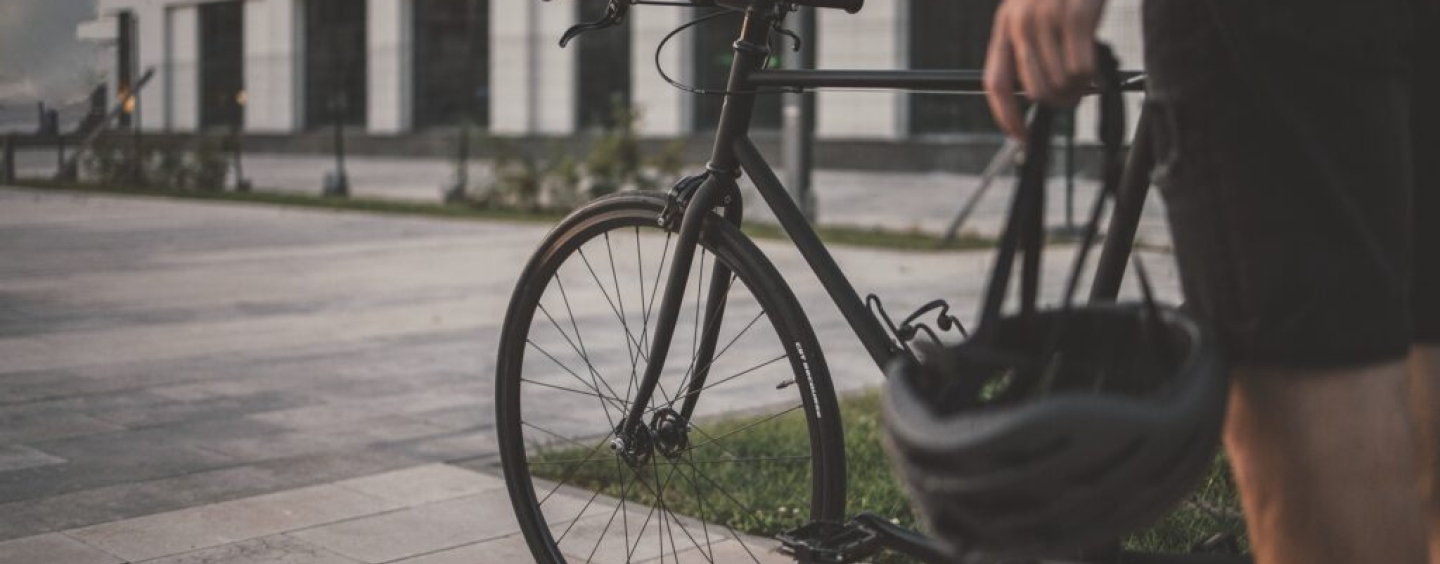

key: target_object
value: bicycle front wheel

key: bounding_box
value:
[496,192,846,564]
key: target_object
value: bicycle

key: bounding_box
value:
[495,1,1242,562]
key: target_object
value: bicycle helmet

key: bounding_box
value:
[880,45,1229,560]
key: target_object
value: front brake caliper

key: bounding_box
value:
[659,173,710,231]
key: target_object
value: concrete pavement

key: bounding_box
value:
[0,186,1179,563]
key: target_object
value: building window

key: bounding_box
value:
[200,1,245,129]
[413,0,489,128]
[116,11,136,128]
[576,0,631,129]
[909,0,1000,135]
[692,9,781,131]
[304,0,367,128]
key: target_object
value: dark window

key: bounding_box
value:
[413,0,489,128]
[692,9,781,131]
[909,0,1000,135]
[576,0,631,129]
[200,1,245,129]
[304,0,367,128]
[116,11,135,128]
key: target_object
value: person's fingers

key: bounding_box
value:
[984,10,1025,139]
[1013,3,1054,103]
[1033,1,1071,96]
[1061,1,1097,94]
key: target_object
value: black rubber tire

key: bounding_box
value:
[496,192,847,564]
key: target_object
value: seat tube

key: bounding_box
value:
[620,2,775,437]
[1090,107,1155,302]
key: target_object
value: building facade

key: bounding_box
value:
[78,0,1142,141]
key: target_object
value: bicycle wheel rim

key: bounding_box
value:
[496,194,844,564]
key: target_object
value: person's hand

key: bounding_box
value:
[984,0,1108,139]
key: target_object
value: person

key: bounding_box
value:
[980,0,1440,562]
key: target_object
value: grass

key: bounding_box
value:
[9,179,999,252]
[531,392,1246,562]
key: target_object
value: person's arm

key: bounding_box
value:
[984,0,1108,138]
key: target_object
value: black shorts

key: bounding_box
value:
[1143,0,1440,368]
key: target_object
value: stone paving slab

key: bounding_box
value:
[289,490,520,563]
[66,484,404,562]
[140,535,363,564]
[0,462,791,564]
[0,533,122,564]
[332,463,507,507]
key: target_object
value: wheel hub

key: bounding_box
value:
[652,408,690,459]
[610,425,653,468]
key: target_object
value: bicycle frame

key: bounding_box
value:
[618,0,1155,462]
[575,2,1237,563]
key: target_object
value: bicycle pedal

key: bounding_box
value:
[777,521,881,564]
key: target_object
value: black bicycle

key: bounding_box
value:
[495,1,1239,563]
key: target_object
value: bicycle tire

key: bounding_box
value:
[497,191,846,564]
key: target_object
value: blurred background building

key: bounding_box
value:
[75,0,1141,144]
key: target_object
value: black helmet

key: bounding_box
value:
[880,45,1228,560]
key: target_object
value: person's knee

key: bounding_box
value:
[1224,361,1429,564]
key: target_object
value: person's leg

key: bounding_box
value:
[1143,0,1427,561]
[1226,362,1428,564]
[1411,348,1440,562]
[1411,5,1440,558]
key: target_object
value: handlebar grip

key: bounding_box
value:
[790,0,863,14]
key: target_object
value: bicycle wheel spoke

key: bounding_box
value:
[555,278,624,428]
[503,203,839,564]
[689,404,804,453]
[577,247,651,367]
[623,460,712,563]
[683,448,717,564]
[601,233,645,407]
[523,342,628,414]
[617,457,632,564]
[555,479,610,545]
[525,426,615,506]
[625,496,662,563]
[630,226,647,407]
[667,307,764,409]
[674,273,737,407]
[535,305,627,423]
[578,468,634,564]
[669,455,766,564]
[519,376,625,407]
[668,353,788,415]
[638,233,674,367]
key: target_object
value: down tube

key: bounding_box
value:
[733,137,901,370]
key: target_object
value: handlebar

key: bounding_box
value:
[554,0,862,48]
[787,0,862,13]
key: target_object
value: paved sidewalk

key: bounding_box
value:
[0,186,1179,563]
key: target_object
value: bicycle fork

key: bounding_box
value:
[611,1,774,461]
[612,174,741,461]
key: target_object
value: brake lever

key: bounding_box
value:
[557,0,632,48]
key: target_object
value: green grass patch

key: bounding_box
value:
[531,391,1245,561]
[10,179,998,252]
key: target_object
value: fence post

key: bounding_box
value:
[231,121,251,191]
[55,135,67,181]
[782,7,818,222]
[53,134,79,180]
[2,135,15,185]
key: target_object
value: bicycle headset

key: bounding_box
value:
[879,44,1230,561]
